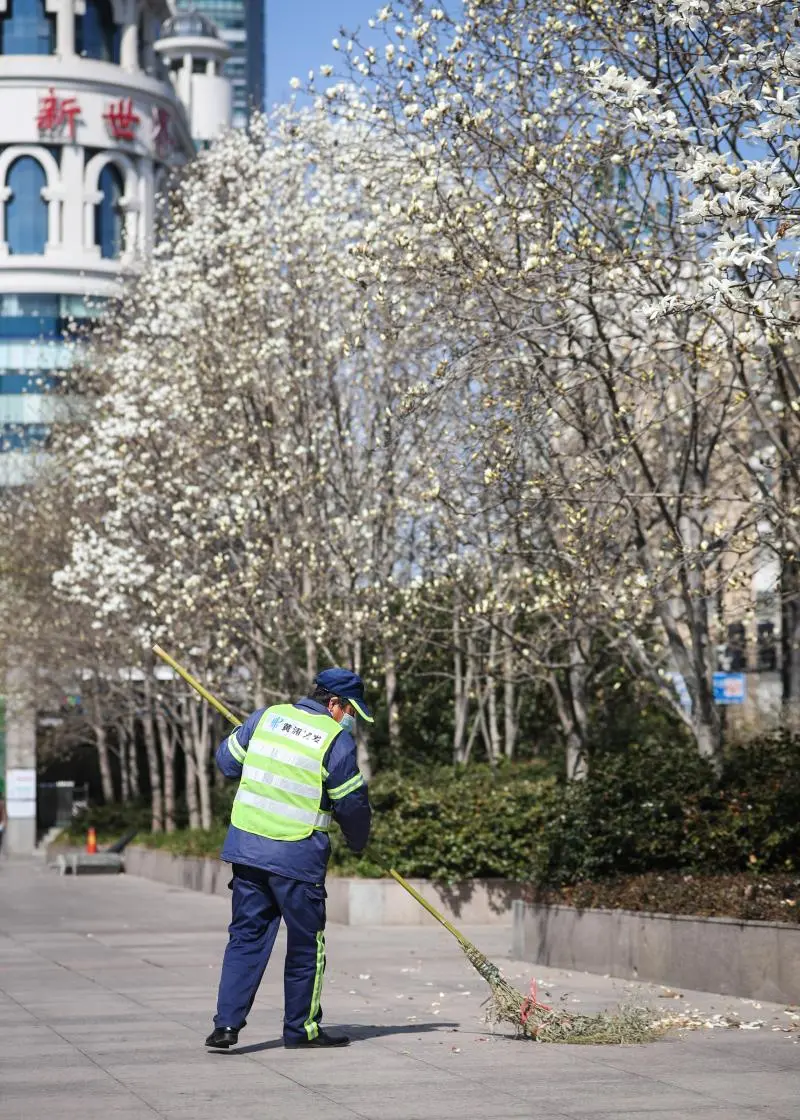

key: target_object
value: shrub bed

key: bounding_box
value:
[137,824,229,858]
[329,763,555,880]
[527,733,800,885]
[62,731,800,925]
[529,871,800,925]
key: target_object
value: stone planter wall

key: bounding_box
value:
[121,846,522,925]
[512,900,800,1004]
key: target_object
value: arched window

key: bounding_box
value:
[95,162,125,259]
[0,0,56,55]
[76,0,120,63]
[5,157,48,255]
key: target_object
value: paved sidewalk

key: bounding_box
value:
[1,860,798,1120]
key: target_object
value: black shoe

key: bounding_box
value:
[205,1027,239,1049]
[284,1030,350,1049]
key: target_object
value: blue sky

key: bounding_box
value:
[266,0,384,107]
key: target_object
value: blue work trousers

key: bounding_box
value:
[214,863,327,1044]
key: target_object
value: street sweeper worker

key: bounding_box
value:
[205,668,372,1052]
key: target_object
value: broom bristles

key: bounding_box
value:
[458,939,662,1044]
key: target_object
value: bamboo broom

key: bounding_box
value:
[152,644,661,1044]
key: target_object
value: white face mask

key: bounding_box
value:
[339,713,356,734]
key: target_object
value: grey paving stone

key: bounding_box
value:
[565,1112,763,1120]
[657,1069,800,1107]
[1,859,798,1120]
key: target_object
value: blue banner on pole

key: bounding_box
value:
[712,672,746,705]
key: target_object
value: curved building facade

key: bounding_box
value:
[0,0,231,482]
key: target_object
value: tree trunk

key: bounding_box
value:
[384,647,400,754]
[142,677,164,832]
[568,638,589,779]
[453,591,469,764]
[352,636,371,780]
[687,656,721,770]
[476,683,497,771]
[486,619,501,762]
[676,496,722,771]
[154,703,176,833]
[185,748,201,830]
[119,727,130,802]
[781,555,800,727]
[189,699,213,830]
[127,702,140,797]
[183,699,201,830]
[549,656,589,781]
[565,729,587,781]
[356,728,372,780]
[94,720,115,804]
[503,626,517,759]
[778,397,800,724]
[466,631,495,766]
[303,564,317,683]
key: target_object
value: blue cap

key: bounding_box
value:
[315,667,373,723]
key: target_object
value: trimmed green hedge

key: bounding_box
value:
[329,762,555,879]
[329,734,800,884]
[69,732,800,892]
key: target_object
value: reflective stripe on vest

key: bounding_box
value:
[235,789,332,830]
[231,703,340,841]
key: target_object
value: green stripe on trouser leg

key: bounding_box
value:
[304,931,326,1040]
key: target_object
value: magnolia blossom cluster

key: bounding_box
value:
[46,107,452,718]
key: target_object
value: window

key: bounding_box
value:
[95,163,125,259]
[0,0,55,55]
[76,0,120,63]
[5,157,47,255]
[0,340,68,371]
[0,294,59,318]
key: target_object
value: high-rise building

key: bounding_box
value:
[0,0,232,853]
[176,1,265,128]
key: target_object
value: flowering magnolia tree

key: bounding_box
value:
[319,0,798,766]
[583,0,800,713]
[24,108,449,813]
[3,1,799,817]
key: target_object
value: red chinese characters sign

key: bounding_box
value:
[36,88,82,141]
[33,90,175,159]
[103,97,140,142]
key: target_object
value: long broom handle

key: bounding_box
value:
[152,644,473,947]
[152,644,242,728]
[387,868,470,946]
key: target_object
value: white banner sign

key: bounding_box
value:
[7,768,37,802]
[6,768,37,819]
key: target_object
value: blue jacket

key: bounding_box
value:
[216,697,371,884]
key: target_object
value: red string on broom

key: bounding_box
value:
[520,979,551,1028]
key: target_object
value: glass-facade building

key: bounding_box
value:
[176,1,265,127]
[0,295,98,462]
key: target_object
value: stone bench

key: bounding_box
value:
[56,852,124,876]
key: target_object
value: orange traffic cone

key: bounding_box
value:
[86,827,97,854]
